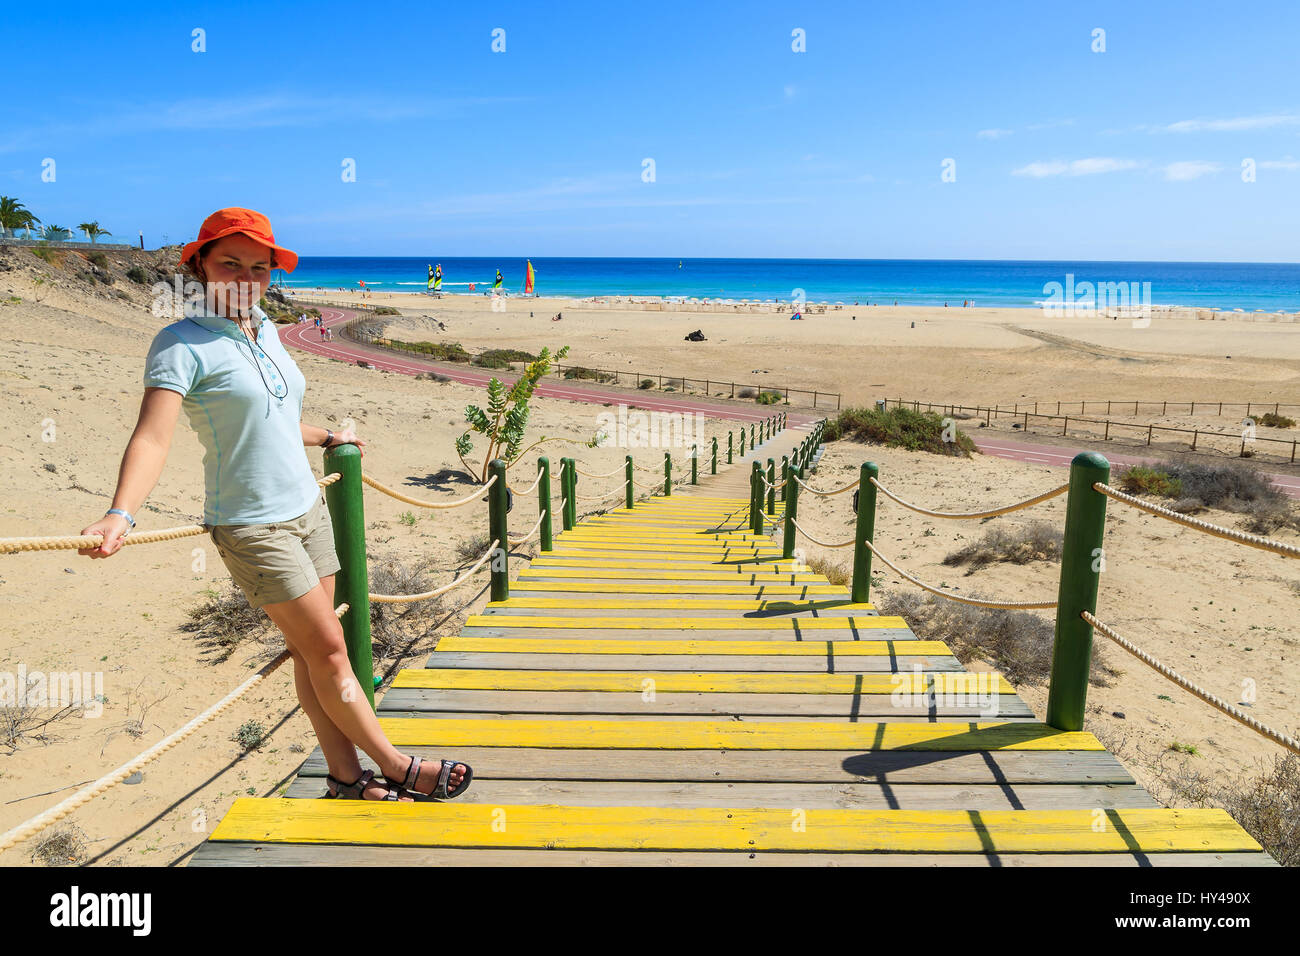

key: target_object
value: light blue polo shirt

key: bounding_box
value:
[142,304,322,526]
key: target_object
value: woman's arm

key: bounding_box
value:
[79,387,183,557]
[301,422,330,447]
[303,422,367,457]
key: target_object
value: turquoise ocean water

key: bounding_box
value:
[277,257,1300,312]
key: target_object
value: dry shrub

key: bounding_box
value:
[804,553,850,587]
[874,589,1119,687]
[943,519,1063,572]
[1149,752,1299,867]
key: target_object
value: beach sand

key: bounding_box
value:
[0,262,1296,865]
[297,289,1300,416]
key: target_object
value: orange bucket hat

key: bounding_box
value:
[179,207,298,273]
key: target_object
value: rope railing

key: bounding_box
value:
[507,469,544,497]
[870,477,1070,520]
[788,517,854,549]
[369,541,499,603]
[0,473,343,554]
[360,472,496,510]
[1094,482,1300,559]
[861,539,1059,610]
[575,479,632,502]
[1082,611,1300,756]
[508,512,548,547]
[0,603,350,854]
[792,473,859,497]
[575,465,624,479]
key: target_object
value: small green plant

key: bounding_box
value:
[756,390,783,405]
[87,251,108,267]
[398,511,416,526]
[1120,466,1183,498]
[31,242,64,266]
[1169,741,1201,756]
[458,345,593,482]
[372,306,400,315]
[825,406,977,457]
[473,348,537,369]
[125,265,148,284]
[639,379,655,389]
[1258,411,1296,428]
[233,720,266,752]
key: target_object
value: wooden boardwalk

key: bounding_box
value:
[192,424,1271,866]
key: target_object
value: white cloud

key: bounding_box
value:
[1163,160,1222,181]
[1260,157,1300,170]
[977,128,1013,139]
[1012,158,1138,177]
[1159,114,1300,133]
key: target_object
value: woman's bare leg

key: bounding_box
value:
[262,575,467,797]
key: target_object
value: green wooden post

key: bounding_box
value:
[568,456,579,527]
[750,461,763,535]
[691,444,698,484]
[766,457,776,514]
[782,462,799,559]
[850,462,879,604]
[538,457,553,551]
[625,455,634,510]
[711,436,718,475]
[781,456,790,506]
[664,452,672,496]
[1046,452,1111,732]
[740,428,746,458]
[750,423,756,448]
[322,443,375,709]
[727,432,734,464]
[561,457,575,530]
[488,458,509,602]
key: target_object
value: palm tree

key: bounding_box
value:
[0,196,38,239]
[78,221,111,243]
[40,224,71,241]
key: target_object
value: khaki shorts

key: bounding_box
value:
[206,495,342,609]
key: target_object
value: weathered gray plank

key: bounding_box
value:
[458,625,918,641]
[280,778,1155,809]
[422,652,962,672]
[297,747,1139,785]
[377,688,1035,718]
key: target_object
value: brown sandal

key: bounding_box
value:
[382,755,473,799]
[323,768,407,801]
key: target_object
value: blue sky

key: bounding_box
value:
[3,0,1298,260]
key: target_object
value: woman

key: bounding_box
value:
[78,208,471,802]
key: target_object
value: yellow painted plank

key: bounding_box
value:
[485,598,875,611]
[514,570,824,581]
[373,717,1104,751]
[209,802,1262,853]
[392,668,1015,695]
[558,533,767,541]
[435,636,945,656]
[529,559,806,570]
[464,614,906,629]
[510,581,847,594]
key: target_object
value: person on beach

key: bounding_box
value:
[77,207,471,803]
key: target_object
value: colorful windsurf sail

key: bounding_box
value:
[433,264,442,291]
[524,260,535,295]
[493,269,504,291]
